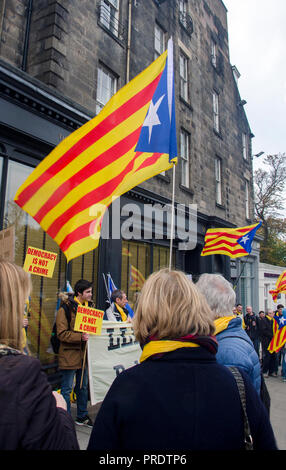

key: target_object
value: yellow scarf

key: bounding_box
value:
[266,315,273,321]
[115,303,128,322]
[214,315,237,335]
[74,296,88,307]
[140,340,199,363]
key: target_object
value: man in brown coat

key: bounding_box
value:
[56,279,94,427]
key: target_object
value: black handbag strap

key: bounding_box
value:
[228,366,254,450]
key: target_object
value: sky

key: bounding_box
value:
[223,0,286,167]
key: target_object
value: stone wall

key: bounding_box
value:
[0,0,255,226]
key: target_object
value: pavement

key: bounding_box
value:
[73,367,286,451]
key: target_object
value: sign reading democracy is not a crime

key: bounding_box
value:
[23,246,57,278]
[74,305,104,336]
[88,321,141,404]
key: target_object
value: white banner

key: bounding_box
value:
[87,320,141,405]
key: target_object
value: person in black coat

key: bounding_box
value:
[244,306,260,355]
[259,309,277,377]
[0,259,79,450]
[87,268,277,451]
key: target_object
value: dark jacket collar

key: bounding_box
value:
[143,346,218,364]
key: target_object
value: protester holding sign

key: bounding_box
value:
[0,259,79,450]
[56,279,94,427]
[87,268,277,451]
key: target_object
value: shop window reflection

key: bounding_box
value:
[121,241,175,311]
[3,159,98,371]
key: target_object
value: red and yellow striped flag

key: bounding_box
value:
[268,316,286,353]
[201,222,261,258]
[130,265,145,291]
[14,40,177,262]
[269,270,286,302]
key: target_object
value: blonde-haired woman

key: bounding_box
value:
[0,259,79,450]
[88,268,277,451]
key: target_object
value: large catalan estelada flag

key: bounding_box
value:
[268,312,286,353]
[269,270,286,302]
[201,221,262,258]
[14,39,177,262]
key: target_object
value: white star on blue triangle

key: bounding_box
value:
[237,221,262,253]
[135,48,177,161]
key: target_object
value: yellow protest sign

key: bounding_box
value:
[74,305,104,336]
[23,246,57,278]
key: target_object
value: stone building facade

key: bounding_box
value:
[0,0,259,372]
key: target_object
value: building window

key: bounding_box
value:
[240,261,255,310]
[264,283,270,299]
[154,23,165,59]
[121,240,150,310]
[179,52,188,102]
[121,241,175,310]
[179,0,187,27]
[215,157,222,205]
[211,40,217,67]
[180,129,190,188]
[99,0,120,37]
[213,91,219,133]
[96,65,117,114]
[242,133,248,160]
[245,180,250,219]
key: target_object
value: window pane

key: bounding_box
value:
[121,241,150,310]
[242,133,248,160]
[181,159,189,187]
[96,66,117,114]
[179,53,188,101]
[154,24,165,58]
[179,0,187,27]
[100,0,119,36]
[180,130,189,187]
[215,158,222,205]
[240,261,254,309]
[153,245,175,272]
[213,92,219,131]
[245,181,249,218]
[211,41,217,67]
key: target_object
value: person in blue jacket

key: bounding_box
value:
[196,273,261,395]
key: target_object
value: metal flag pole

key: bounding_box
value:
[169,163,176,270]
[233,254,250,290]
[102,272,111,304]
[80,344,87,389]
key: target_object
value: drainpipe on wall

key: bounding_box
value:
[21,0,33,71]
[126,0,132,83]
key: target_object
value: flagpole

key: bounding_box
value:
[102,273,111,304]
[169,164,176,271]
[233,254,250,290]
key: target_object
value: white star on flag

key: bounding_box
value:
[142,94,165,143]
[240,235,249,244]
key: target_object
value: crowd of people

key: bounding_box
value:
[233,302,286,382]
[0,259,282,450]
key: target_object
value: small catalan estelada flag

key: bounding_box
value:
[269,270,286,302]
[201,221,262,258]
[268,311,286,353]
